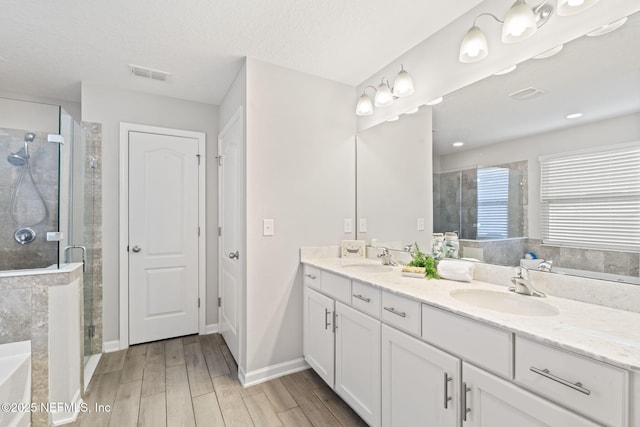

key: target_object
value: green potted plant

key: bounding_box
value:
[403,242,440,279]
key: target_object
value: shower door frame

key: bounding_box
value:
[118,123,207,350]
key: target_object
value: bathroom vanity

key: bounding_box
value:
[301,252,640,427]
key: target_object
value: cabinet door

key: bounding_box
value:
[303,287,335,387]
[335,302,381,427]
[382,324,460,427]
[462,363,598,427]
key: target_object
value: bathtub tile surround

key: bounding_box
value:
[0,264,83,427]
[0,128,59,270]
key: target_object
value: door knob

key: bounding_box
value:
[132,245,142,253]
[228,251,239,259]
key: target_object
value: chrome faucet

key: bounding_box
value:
[538,260,553,272]
[509,266,546,298]
[378,247,397,266]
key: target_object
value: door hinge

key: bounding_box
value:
[218,297,221,307]
[216,155,222,166]
[126,245,129,252]
[197,154,201,165]
[198,297,200,308]
[218,226,222,236]
[198,226,201,237]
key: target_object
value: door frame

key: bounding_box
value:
[118,123,206,350]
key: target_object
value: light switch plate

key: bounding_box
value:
[417,218,425,231]
[359,218,367,233]
[263,219,274,236]
[344,218,352,233]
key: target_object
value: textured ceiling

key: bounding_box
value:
[0,0,482,105]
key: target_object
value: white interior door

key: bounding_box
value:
[218,110,244,363]
[128,131,200,345]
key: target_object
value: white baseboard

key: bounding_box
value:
[50,390,82,425]
[240,357,309,387]
[103,340,122,353]
[204,323,219,335]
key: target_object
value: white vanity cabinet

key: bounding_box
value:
[381,324,460,426]
[302,268,381,427]
[462,363,599,427]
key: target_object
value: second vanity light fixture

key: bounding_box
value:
[356,64,414,116]
[459,0,600,63]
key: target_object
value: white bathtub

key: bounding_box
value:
[0,341,31,427]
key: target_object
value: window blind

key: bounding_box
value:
[540,143,640,251]
[477,167,509,239]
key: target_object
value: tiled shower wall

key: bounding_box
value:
[81,122,103,356]
[0,129,59,270]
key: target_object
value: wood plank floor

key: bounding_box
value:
[72,334,367,427]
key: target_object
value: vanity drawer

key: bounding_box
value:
[381,291,421,336]
[421,304,513,378]
[321,271,351,304]
[303,266,321,289]
[351,281,381,318]
[515,336,628,427]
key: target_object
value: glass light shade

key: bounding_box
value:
[459,26,488,63]
[502,1,537,43]
[393,69,414,97]
[355,93,373,116]
[374,81,394,107]
[557,0,599,16]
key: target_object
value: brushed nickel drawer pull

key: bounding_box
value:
[353,294,371,303]
[384,306,407,317]
[462,382,471,421]
[530,366,591,396]
[305,274,317,279]
[324,309,331,330]
[444,372,453,409]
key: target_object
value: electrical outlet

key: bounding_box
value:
[417,217,425,231]
[359,218,368,233]
[344,218,352,233]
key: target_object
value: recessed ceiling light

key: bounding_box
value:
[386,116,399,122]
[426,97,443,106]
[533,44,563,59]
[566,112,583,119]
[587,17,627,37]
[494,65,517,76]
[405,107,420,115]
[452,141,465,147]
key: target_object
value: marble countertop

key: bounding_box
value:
[301,256,640,371]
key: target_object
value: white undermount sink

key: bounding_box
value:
[341,264,393,273]
[450,289,559,316]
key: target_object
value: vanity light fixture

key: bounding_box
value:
[556,0,599,16]
[494,64,518,75]
[565,112,583,119]
[453,141,465,147]
[586,17,628,37]
[459,2,553,63]
[426,96,444,106]
[355,65,415,116]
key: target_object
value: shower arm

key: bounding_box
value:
[64,245,86,272]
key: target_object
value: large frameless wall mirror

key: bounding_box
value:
[356,10,639,285]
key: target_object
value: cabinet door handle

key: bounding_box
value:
[383,306,407,318]
[305,274,317,279]
[443,373,453,409]
[324,309,331,330]
[462,382,471,421]
[353,294,371,303]
[530,366,591,395]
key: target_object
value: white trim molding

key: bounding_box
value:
[118,123,207,349]
[240,358,310,387]
[103,340,122,353]
[204,323,220,335]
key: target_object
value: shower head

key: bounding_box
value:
[7,147,28,166]
[24,132,36,143]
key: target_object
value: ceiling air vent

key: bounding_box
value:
[508,87,546,100]
[128,64,172,82]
